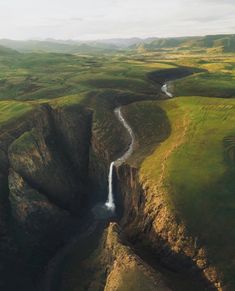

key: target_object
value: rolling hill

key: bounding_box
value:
[0,44,19,55]
[132,34,235,52]
[0,36,234,291]
[1,34,234,54]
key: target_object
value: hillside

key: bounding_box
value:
[188,34,235,52]
[0,45,19,55]
[1,34,234,54]
[120,97,235,290]
[0,42,234,291]
[0,39,119,54]
[132,34,235,52]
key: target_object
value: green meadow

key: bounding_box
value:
[126,97,235,286]
[0,40,235,289]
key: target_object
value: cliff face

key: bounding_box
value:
[9,128,78,210]
[0,91,225,290]
[88,98,130,203]
[0,103,93,288]
[87,90,161,204]
[6,103,92,217]
[101,223,171,291]
[116,164,222,290]
[52,105,92,202]
[56,222,172,291]
[9,170,70,250]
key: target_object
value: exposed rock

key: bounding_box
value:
[116,164,223,290]
[5,103,93,213]
[0,103,93,289]
[88,98,130,203]
[52,104,92,182]
[55,222,172,291]
[8,127,79,210]
[102,223,171,291]
[0,105,51,153]
[8,170,70,250]
[0,148,8,173]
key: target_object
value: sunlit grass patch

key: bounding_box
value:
[137,96,235,286]
[0,100,33,125]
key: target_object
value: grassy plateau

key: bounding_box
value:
[0,36,235,290]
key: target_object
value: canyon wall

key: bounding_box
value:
[0,103,92,289]
[116,163,223,290]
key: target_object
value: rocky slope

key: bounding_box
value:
[87,90,158,204]
[0,80,225,290]
[100,223,171,291]
[100,97,229,290]
[116,164,222,289]
[55,222,172,291]
[46,96,224,291]
[0,90,146,290]
[0,103,92,289]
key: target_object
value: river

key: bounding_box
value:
[105,83,172,212]
[105,107,135,212]
[161,83,173,98]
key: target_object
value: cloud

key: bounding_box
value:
[0,0,234,40]
[69,17,84,22]
[202,0,235,3]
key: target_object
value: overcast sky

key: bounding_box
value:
[0,0,234,40]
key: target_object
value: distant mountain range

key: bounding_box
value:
[131,34,235,52]
[0,34,234,54]
[0,44,19,55]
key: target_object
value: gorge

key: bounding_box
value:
[0,59,229,290]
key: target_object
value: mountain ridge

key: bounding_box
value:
[1,34,234,53]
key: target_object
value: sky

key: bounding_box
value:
[0,0,234,40]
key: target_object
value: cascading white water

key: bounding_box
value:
[105,107,135,212]
[161,83,173,98]
[105,83,172,212]
[105,162,115,211]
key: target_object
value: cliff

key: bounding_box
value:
[101,223,171,291]
[114,99,227,290]
[0,102,93,288]
[55,222,172,291]
[116,164,221,289]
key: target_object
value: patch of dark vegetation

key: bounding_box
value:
[147,67,203,85]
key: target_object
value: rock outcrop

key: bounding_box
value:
[55,222,172,291]
[101,223,171,291]
[0,103,93,289]
[9,128,79,210]
[9,170,70,251]
[116,164,223,290]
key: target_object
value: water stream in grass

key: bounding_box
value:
[161,83,173,98]
[105,107,135,212]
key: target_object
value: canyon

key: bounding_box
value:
[0,67,227,291]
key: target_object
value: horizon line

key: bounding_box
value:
[0,32,234,42]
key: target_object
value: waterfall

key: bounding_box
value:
[105,107,135,212]
[105,83,171,212]
[105,162,115,211]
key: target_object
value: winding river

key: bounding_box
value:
[105,107,135,212]
[161,83,173,98]
[105,84,173,212]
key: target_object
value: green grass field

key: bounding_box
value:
[0,51,169,102]
[123,97,235,287]
[0,100,33,125]
[172,55,235,98]
[163,97,235,285]
[1,42,235,289]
